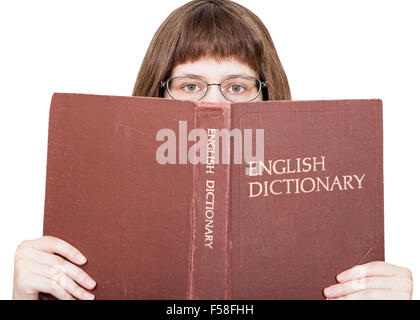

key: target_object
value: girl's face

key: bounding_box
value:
[164,57,263,103]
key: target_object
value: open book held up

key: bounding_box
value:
[41,93,384,300]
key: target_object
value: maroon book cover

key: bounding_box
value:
[41,93,384,300]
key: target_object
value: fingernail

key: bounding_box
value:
[324,287,335,297]
[83,291,95,300]
[337,272,346,281]
[85,277,96,288]
[77,254,87,264]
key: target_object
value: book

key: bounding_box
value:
[40,93,384,300]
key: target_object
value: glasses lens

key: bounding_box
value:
[167,77,207,101]
[221,77,261,102]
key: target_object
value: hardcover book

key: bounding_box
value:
[41,93,384,300]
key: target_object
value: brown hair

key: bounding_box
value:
[132,0,291,100]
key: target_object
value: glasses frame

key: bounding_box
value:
[160,75,268,102]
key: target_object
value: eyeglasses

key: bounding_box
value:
[160,76,267,102]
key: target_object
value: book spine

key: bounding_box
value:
[187,102,231,299]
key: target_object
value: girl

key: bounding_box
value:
[13,0,413,300]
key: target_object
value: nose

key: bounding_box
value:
[200,85,228,103]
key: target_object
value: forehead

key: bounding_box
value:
[170,57,258,80]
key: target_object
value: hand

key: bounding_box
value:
[323,261,413,300]
[13,236,96,300]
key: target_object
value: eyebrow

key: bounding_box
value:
[180,73,255,80]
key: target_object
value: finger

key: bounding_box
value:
[32,236,87,265]
[331,288,411,300]
[324,276,412,298]
[25,273,75,300]
[336,262,411,282]
[50,269,95,300]
[32,250,96,290]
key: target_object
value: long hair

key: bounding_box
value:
[132,0,291,100]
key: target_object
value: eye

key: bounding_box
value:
[182,83,202,93]
[228,84,246,94]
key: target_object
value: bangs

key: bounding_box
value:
[170,2,264,76]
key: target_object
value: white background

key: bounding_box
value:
[0,0,419,299]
